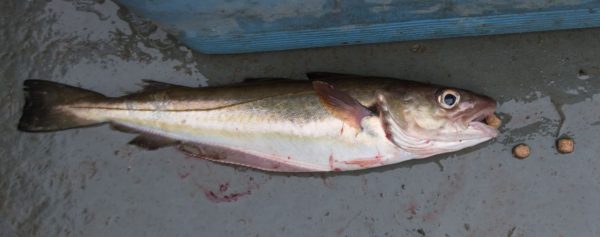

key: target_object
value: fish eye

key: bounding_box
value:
[437,89,460,109]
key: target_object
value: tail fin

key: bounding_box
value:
[18,80,106,132]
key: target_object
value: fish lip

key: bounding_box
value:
[468,121,498,137]
[466,107,498,137]
[466,104,495,123]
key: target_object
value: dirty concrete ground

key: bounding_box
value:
[2,1,600,236]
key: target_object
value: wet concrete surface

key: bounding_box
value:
[2,1,600,236]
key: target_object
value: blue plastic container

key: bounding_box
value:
[115,0,600,54]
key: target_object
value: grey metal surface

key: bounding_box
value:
[2,1,600,236]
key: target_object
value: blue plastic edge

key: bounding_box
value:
[179,8,600,54]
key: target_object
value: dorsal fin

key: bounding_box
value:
[306,72,358,80]
[241,77,293,84]
[137,79,193,93]
[312,80,373,130]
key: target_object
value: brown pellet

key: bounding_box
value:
[557,138,574,154]
[485,113,501,129]
[513,144,530,159]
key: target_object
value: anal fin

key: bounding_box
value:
[178,143,323,172]
[128,134,179,150]
[110,124,139,133]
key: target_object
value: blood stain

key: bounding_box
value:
[178,172,190,180]
[201,177,263,203]
[405,202,418,216]
[204,190,251,203]
[328,154,335,170]
[203,183,252,203]
[320,174,334,188]
[219,182,229,192]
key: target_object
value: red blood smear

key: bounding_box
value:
[203,181,257,203]
[343,159,380,167]
[204,190,251,203]
[204,191,219,202]
[405,204,418,215]
[179,172,190,179]
[219,183,229,192]
[328,154,335,170]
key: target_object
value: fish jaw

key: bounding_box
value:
[468,120,498,138]
[411,136,495,159]
[384,115,497,158]
[450,94,499,139]
[449,105,499,141]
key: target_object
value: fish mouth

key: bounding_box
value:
[466,107,498,137]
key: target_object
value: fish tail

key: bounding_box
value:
[18,80,107,132]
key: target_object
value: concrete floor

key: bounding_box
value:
[2,1,600,236]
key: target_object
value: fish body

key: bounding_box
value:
[18,73,498,172]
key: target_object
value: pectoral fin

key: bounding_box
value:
[312,81,373,130]
[375,92,396,142]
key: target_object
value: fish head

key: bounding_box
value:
[378,83,498,157]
